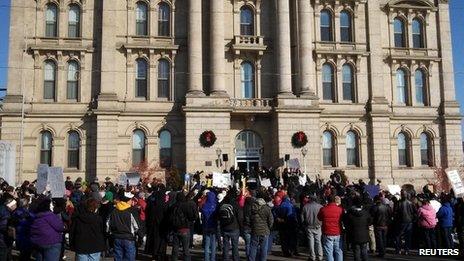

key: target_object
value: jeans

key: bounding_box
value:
[242,232,251,258]
[267,230,278,254]
[374,227,387,257]
[368,225,376,252]
[113,239,136,261]
[306,227,323,261]
[34,243,62,261]
[76,252,101,261]
[395,222,412,253]
[424,228,437,249]
[322,235,343,261]
[223,230,240,261]
[204,231,217,261]
[171,229,191,261]
[248,235,269,261]
[441,227,454,249]
[353,243,369,261]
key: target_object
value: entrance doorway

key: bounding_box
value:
[235,130,263,172]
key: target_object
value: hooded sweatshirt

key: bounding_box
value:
[343,206,372,244]
[250,198,273,236]
[418,204,437,229]
[437,202,453,228]
[70,207,106,254]
[107,201,140,240]
[30,211,64,246]
[201,192,218,233]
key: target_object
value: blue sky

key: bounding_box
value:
[0,0,463,136]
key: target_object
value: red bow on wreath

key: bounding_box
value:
[205,133,212,142]
[297,132,305,142]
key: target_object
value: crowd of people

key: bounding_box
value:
[0,167,463,261]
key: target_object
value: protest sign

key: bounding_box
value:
[288,158,301,169]
[299,175,307,186]
[446,170,464,196]
[365,185,380,198]
[0,141,16,186]
[48,167,65,198]
[213,172,232,188]
[261,178,272,188]
[36,164,49,194]
[387,185,401,196]
[118,173,127,185]
[126,172,141,186]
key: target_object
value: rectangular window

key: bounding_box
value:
[323,149,332,166]
[398,149,407,166]
[395,34,404,48]
[132,149,144,165]
[68,150,79,168]
[136,22,147,36]
[323,82,333,101]
[44,81,55,100]
[68,23,79,38]
[321,27,332,42]
[40,150,51,166]
[158,21,169,36]
[341,27,351,42]
[46,23,56,37]
[160,148,172,168]
[421,149,429,166]
[347,148,357,166]
[158,79,169,99]
[343,83,352,101]
[136,79,147,98]
[67,81,78,100]
[240,24,253,36]
[413,35,423,49]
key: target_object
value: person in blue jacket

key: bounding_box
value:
[201,191,218,261]
[276,194,298,257]
[437,195,454,249]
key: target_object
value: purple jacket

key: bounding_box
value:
[30,211,64,246]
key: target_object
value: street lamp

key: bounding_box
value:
[301,147,308,174]
[216,148,222,168]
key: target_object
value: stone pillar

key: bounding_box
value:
[276,0,293,96]
[210,0,228,96]
[298,0,315,97]
[187,0,204,96]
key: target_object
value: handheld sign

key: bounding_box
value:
[36,164,49,194]
[387,185,401,196]
[212,172,232,188]
[446,170,464,196]
[126,172,141,186]
[48,167,65,198]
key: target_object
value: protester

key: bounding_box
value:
[318,195,343,261]
[301,194,323,261]
[370,195,391,257]
[393,190,417,255]
[0,198,16,260]
[437,195,454,249]
[276,194,298,257]
[10,197,33,261]
[201,191,218,261]
[219,189,241,261]
[248,193,273,261]
[344,197,372,261]
[145,184,168,261]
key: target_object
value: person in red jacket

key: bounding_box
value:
[317,195,343,261]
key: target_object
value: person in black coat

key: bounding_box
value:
[145,184,168,261]
[219,189,242,261]
[343,197,372,261]
[70,198,106,260]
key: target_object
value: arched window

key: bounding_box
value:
[158,2,170,36]
[68,131,80,168]
[412,18,424,48]
[396,69,408,105]
[346,131,359,166]
[320,10,333,42]
[398,132,411,166]
[415,69,427,105]
[132,130,146,165]
[342,64,354,102]
[322,63,335,102]
[240,7,254,36]
[322,131,336,167]
[45,4,58,37]
[136,1,148,36]
[136,59,148,99]
[40,131,53,166]
[241,61,255,99]
[158,59,170,99]
[68,4,80,38]
[394,18,406,48]
[159,130,172,168]
[44,60,56,100]
[67,61,79,100]
[420,133,433,166]
[340,11,352,42]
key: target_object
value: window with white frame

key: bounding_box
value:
[320,10,333,42]
[396,69,409,105]
[241,61,255,99]
[45,4,58,37]
[322,63,335,102]
[420,132,433,167]
[68,131,80,168]
[342,64,355,102]
[68,4,81,38]
[323,131,336,167]
[398,132,411,166]
[412,18,425,49]
[158,2,170,36]
[44,60,56,100]
[158,59,170,99]
[132,130,146,165]
[415,69,427,106]
[40,131,53,166]
[394,18,406,48]
[159,130,172,168]
[136,2,148,36]
[136,59,148,99]
[240,6,254,36]
[340,11,352,42]
[67,61,79,100]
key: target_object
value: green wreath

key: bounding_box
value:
[292,131,308,148]
[199,130,217,147]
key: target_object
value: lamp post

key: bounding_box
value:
[216,148,222,169]
[301,147,308,174]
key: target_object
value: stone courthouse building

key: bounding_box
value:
[1,0,462,185]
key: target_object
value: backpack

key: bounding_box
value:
[219,204,235,225]
[170,205,187,229]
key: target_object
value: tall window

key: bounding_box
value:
[346,131,359,166]
[44,60,56,100]
[323,131,335,167]
[159,130,172,168]
[136,2,148,36]
[420,133,433,166]
[45,4,58,37]
[68,4,80,38]
[412,18,424,48]
[67,61,79,100]
[136,59,148,99]
[68,131,80,168]
[340,11,352,42]
[132,130,146,165]
[396,69,408,105]
[322,63,335,102]
[241,61,255,99]
[320,10,333,42]
[240,7,254,36]
[415,69,427,105]
[394,18,406,48]
[158,3,170,36]
[158,59,170,99]
[398,132,411,166]
[342,64,354,102]
[40,131,53,166]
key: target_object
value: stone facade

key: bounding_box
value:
[1,0,462,186]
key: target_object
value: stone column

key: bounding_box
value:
[187,0,204,96]
[298,0,315,97]
[210,0,227,96]
[276,0,293,96]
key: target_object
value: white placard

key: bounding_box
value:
[261,178,272,188]
[36,164,49,194]
[48,167,65,198]
[0,141,16,186]
[299,175,307,186]
[288,158,301,169]
[446,170,464,195]
[387,185,401,196]
[126,172,140,186]
[213,172,232,188]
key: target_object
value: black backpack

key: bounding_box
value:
[219,204,235,225]
[170,205,187,229]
